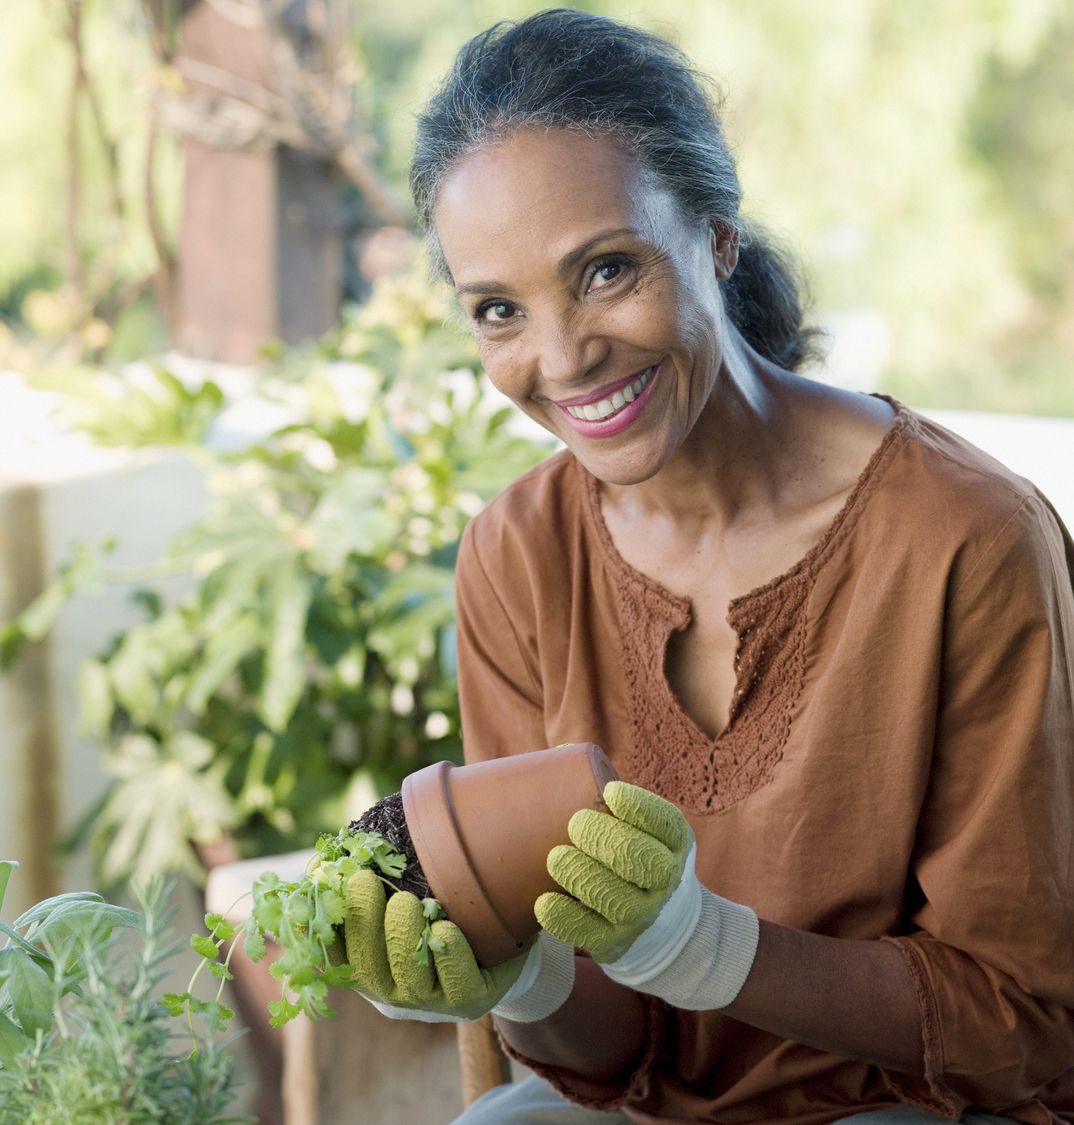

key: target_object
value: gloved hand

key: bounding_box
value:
[535,781,760,1011]
[336,867,573,1024]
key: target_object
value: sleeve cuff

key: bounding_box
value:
[495,983,667,1112]
[878,936,965,1119]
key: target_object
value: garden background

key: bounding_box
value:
[1,1,1071,1121]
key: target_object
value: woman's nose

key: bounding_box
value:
[533,317,609,387]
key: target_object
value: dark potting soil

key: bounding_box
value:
[349,791,431,900]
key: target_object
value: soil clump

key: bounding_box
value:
[349,791,431,900]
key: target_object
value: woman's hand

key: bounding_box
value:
[535,781,694,961]
[536,781,759,1010]
[337,868,573,1023]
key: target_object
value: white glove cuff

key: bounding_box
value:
[601,843,759,1011]
[367,997,464,1023]
[611,886,759,1011]
[602,843,702,984]
[491,930,575,1023]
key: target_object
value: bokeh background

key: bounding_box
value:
[3,0,1073,407]
[1,2,1071,1121]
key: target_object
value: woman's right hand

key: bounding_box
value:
[336,868,573,1024]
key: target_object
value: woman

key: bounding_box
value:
[339,10,1074,1123]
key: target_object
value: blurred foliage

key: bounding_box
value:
[7,0,1070,412]
[0,1,180,361]
[2,266,551,890]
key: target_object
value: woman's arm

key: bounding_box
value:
[495,955,649,1083]
[726,922,922,1074]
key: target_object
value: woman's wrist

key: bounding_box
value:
[495,955,648,1084]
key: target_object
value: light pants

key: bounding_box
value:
[453,1073,1013,1124]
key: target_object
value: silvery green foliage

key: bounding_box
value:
[0,861,247,1123]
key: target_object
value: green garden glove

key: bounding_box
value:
[535,780,693,963]
[338,867,574,1024]
[535,781,760,1011]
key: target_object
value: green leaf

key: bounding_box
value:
[307,468,399,569]
[108,629,160,724]
[203,1000,235,1032]
[29,899,142,947]
[267,997,302,1028]
[0,919,52,962]
[13,890,104,929]
[259,559,313,733]
[0,860,16,915]
[161,991,190,1017]
[76,659,114,740]
[0,1010,31,1062]
[184,615,260,715]
[190,934,220,960]
[1,949,54,1035]
[243,920,266,962]
[204,912,235,941]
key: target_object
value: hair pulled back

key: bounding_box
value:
[410,9,820,372]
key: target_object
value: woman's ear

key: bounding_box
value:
[710,223,739,280]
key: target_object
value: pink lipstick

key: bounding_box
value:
[552,363,660,439]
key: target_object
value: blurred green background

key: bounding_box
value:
[2,0,1072,411]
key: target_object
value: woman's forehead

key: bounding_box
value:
[435,129,681,282]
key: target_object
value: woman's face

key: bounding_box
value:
[434,128,737,486]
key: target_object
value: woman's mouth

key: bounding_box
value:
[553,365,660,439]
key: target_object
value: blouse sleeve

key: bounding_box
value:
[454,518,547,765]
[882,495,1074,1116]
[454,515,668,1110]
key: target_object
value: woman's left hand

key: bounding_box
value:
[537,781,760,1011]
[535,781,694,962]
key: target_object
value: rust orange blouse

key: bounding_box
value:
[454,403,1074,1124]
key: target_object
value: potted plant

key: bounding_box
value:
[168,743,617,1032]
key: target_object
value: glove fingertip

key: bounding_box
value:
[546,843,576,876]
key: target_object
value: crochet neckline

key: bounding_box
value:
[574,397,912,798]
[577,395,912,623]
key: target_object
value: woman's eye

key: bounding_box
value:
[588,258,629,291]
[475,300,517,324]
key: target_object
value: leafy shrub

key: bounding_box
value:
[0,861,245,1124]
[3,265,551,890]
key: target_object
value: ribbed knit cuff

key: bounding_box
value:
[602,844,701,982]
[366,996,465,1023]
[623,888,759,1011]
[492,930,575,1023]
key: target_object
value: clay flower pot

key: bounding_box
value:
[401,742,618,967]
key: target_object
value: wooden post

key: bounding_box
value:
[176,0,342,362]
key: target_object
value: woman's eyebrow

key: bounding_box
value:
[453,226,642,298]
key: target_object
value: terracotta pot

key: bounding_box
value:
[401,743,618,967]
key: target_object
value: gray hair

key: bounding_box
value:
[410,9,821,371]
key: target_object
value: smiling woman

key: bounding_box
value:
[327,10,1074,1125]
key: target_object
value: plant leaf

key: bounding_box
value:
[259,558,313,733]
[13,891,104,930]
[0,860,16,915]
[0,1010,31,1062]
[0,949,54,1035]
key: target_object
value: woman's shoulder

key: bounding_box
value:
[890,403,1054,529]
[459,447,587,572]
[854,401,1073,589]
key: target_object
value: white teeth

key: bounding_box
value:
[566,366,653,421]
